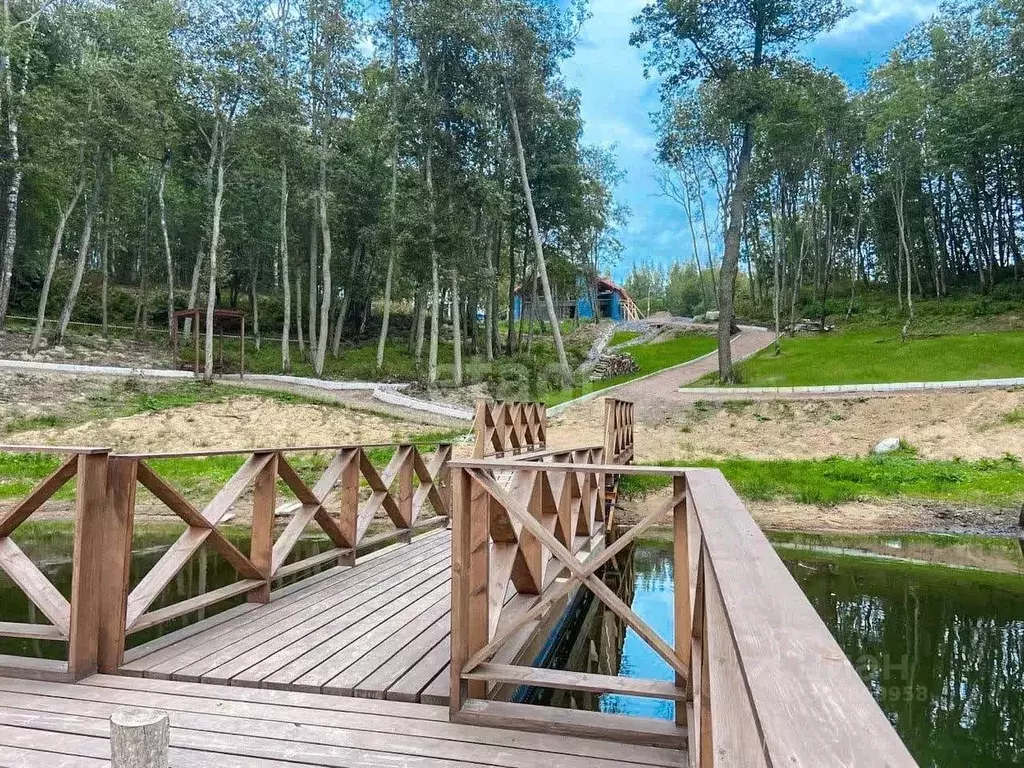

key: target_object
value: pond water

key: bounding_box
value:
[528,531,1024,768]
[5,524,1024,766]
[0,523,335,660]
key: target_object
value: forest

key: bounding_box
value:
[0,0,625,385]
[628,0,1024,345]
[1,0,1023,387]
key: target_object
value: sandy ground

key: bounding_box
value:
[5,394,445,453]
[550,387,1024,461]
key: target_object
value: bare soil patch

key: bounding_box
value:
[6,395,440,453]
[619,485,1019,538]
[550,388,1024,461]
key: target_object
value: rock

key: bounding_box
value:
[705,310,720,322]
[872,437,902,455]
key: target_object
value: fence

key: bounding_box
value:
[0,440,452,680]
[447,458,917,765]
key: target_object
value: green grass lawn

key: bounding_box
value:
[609,330,642,347]
[702,328,1024,387]
[543,332,717,406]
[619,453,1024,507]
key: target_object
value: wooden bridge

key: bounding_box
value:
[0,398,917,766]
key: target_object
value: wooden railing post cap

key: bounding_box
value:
[110,708,170,768]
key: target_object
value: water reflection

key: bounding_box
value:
[524,537,676,719]
[531,532,1024,768]
[781,550,1024,768]
[0,523,336,660]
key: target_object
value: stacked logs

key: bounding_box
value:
[589,352,639,381]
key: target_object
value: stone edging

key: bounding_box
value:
[0,357,404,392]
[372,386,475,421]
[682,377,1024,395]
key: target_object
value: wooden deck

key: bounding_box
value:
[119,529,459,703]
[0,674,686,767]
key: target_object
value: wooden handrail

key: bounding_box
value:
[473,400,547,458]
[449,455,918,764]
[95,441,453,671]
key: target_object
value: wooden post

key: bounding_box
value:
[602,398,616,461]
[110,708,169,768]
[466,470,490,700]
[449,467,471,718]
[248,452,277,603]
[67,451,110,680]
[97,457,138,673]
[472,400,488,458]
[398,445,414,537]
[437,444,453,518]
[338,449,360,562]
[673,474,690,726]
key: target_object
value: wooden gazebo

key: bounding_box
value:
[171,308,246,377]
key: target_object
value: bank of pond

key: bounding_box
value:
[2,522,1023,766]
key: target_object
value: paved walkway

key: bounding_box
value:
[551,327,776,418]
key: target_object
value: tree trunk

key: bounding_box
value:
[506,87,571,384]
[157,152,174,336]
[377,0,400,371]
[204,153,226,383]
[0,0,31,329]
[414,282,427,362]
[54,187,99,345]
[100,211,110,340]
[425,137,440,386]
[295,264,304,353]
[279,159,291,372]
[505,213,516,354]
[314,193,331,375]
[308,214,318,354]
[451,270,463,386]
[251,266,260,351]
[332,244,358,355]
[30,179,85,354]
[716,120,754,381]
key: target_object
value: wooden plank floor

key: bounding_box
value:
[121,529,457,704]
[0,674,686,767]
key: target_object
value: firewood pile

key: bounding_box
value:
[588,352,639,381]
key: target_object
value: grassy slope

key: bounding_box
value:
[712,328,1024,387]
[544,332,717,406]
[609,330,642,347]
[619,453,1024,507]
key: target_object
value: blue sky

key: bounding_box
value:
[564,0,939,283]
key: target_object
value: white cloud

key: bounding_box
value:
[826,0,938,39]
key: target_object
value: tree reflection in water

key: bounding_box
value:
[782,550,1024,768]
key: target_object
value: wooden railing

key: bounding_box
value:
[448,458,918,765]
[0,440,451,679]
[0,445,109,681]
[473,400,547,458]
[602,398,634,465]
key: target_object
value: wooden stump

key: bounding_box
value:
[110,708,169,768]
